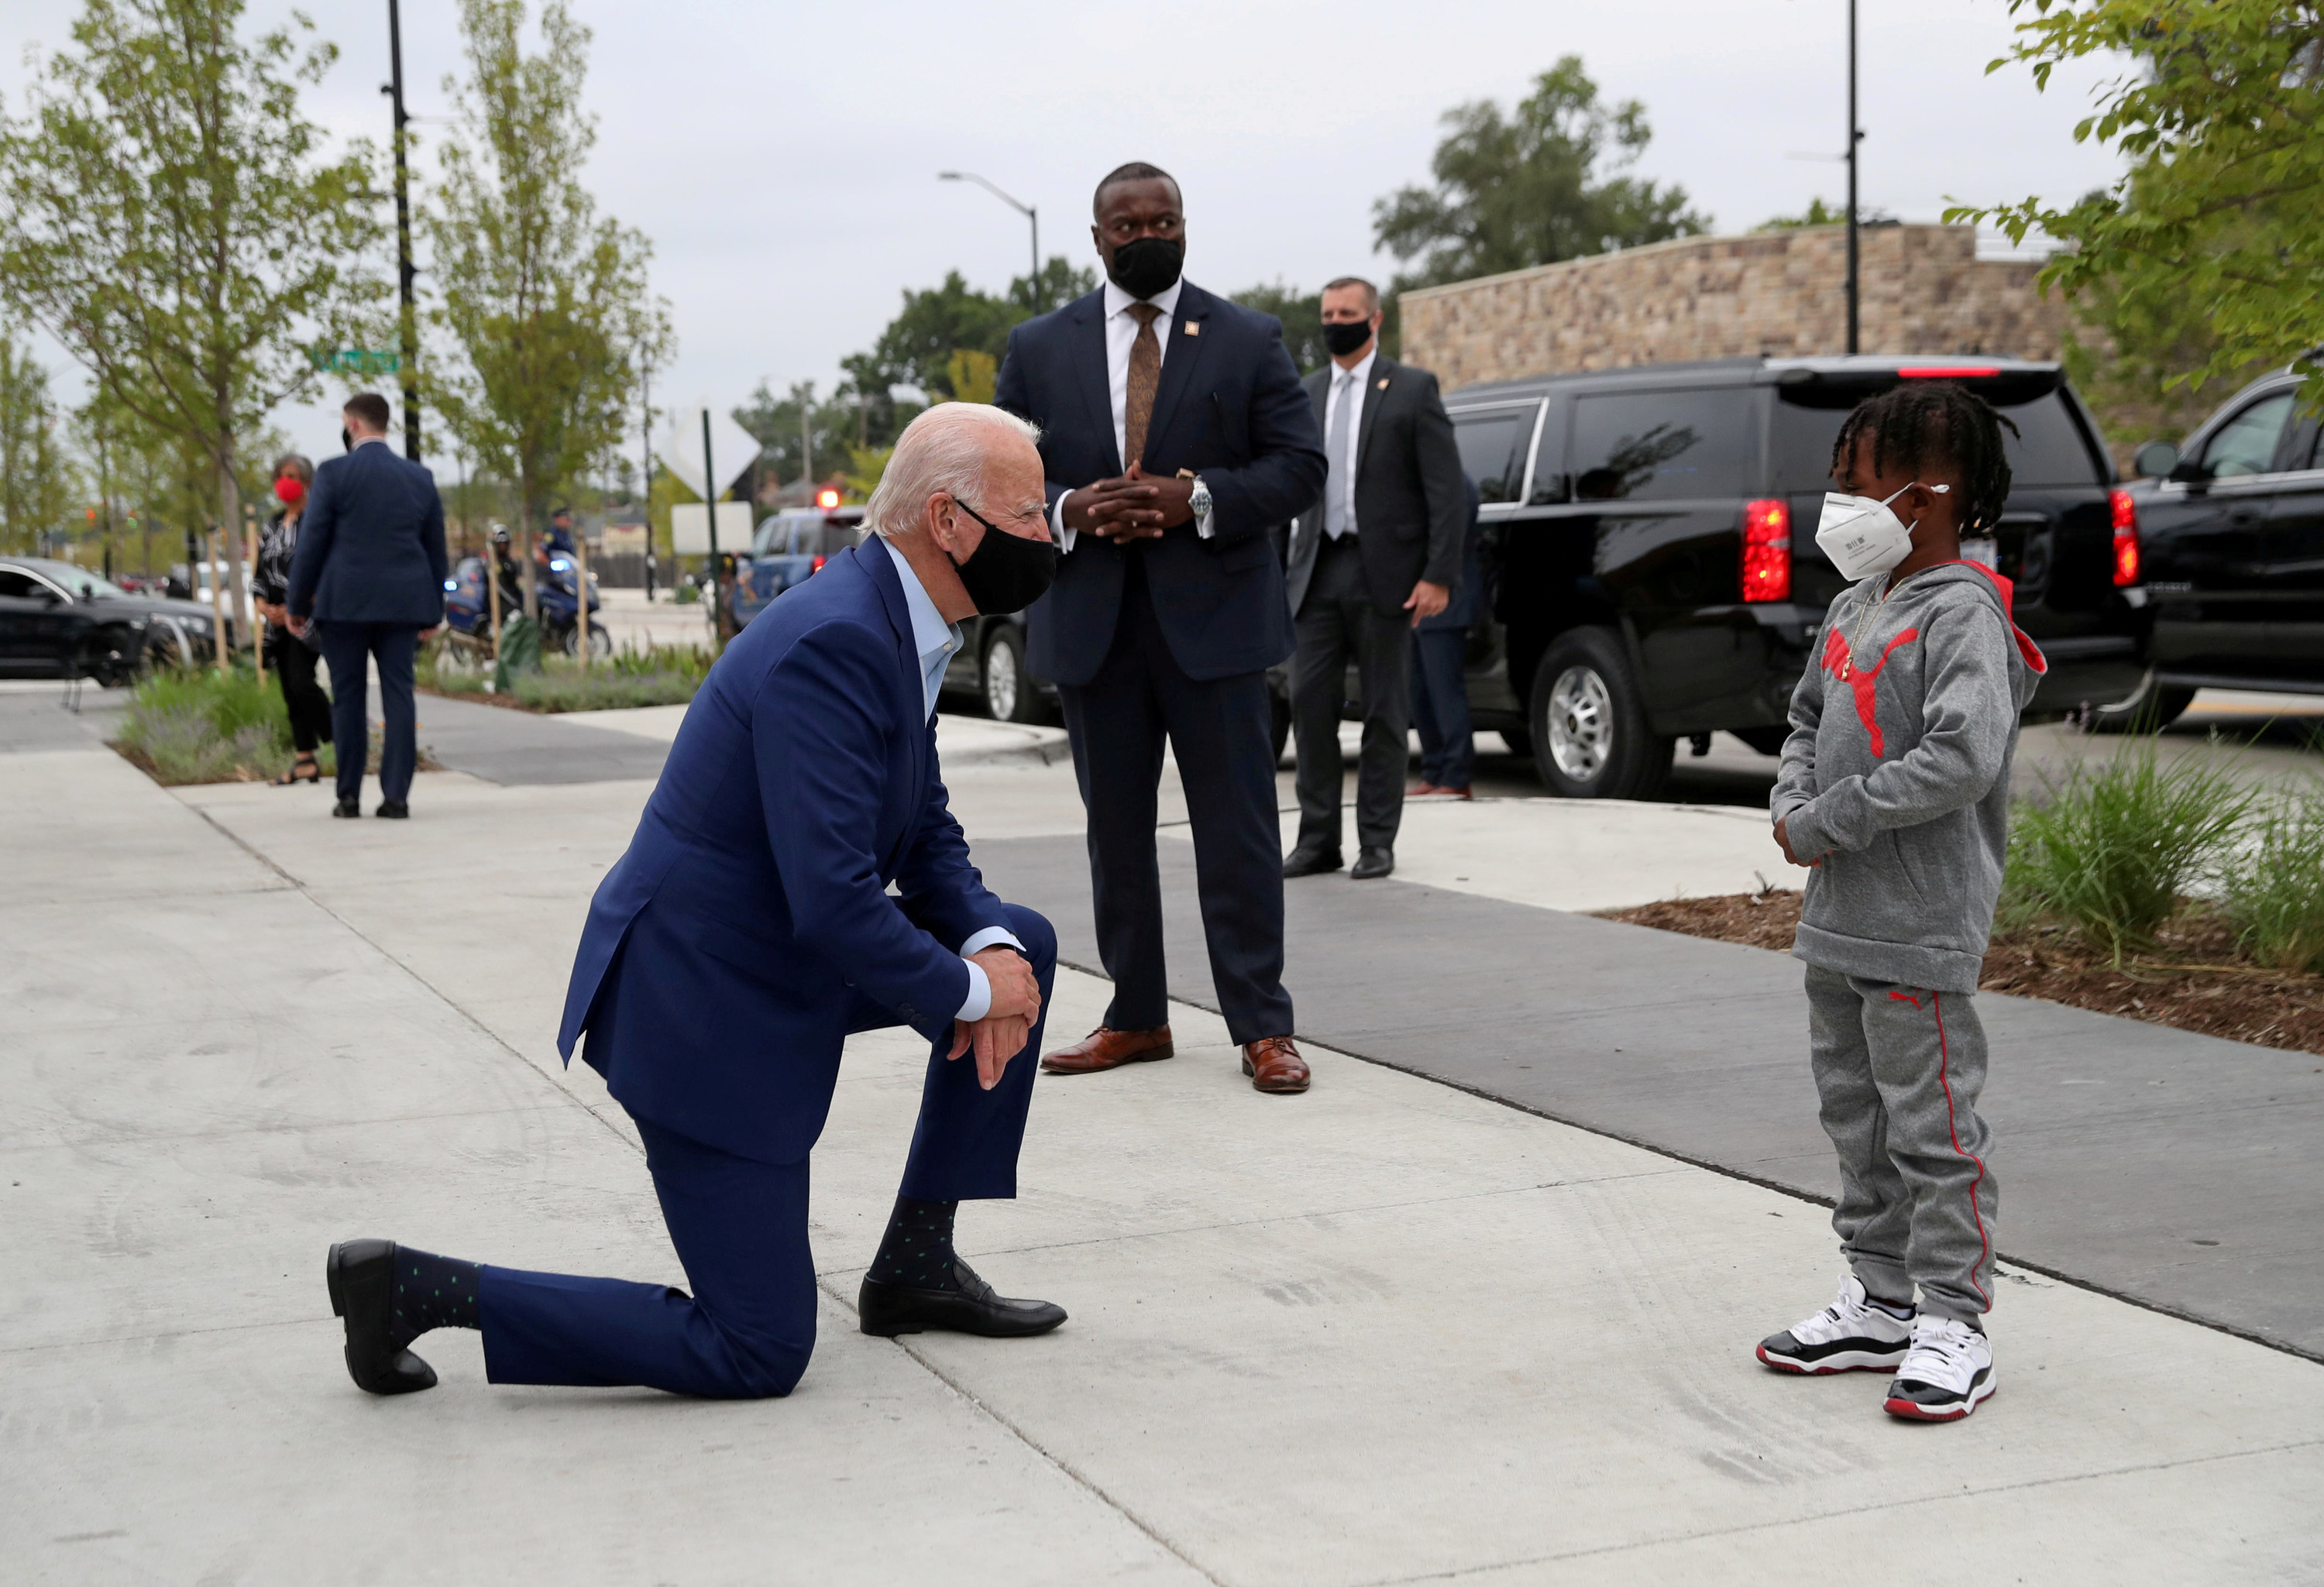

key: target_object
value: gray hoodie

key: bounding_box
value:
[1772,561,2047,991]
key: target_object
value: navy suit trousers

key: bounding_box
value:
[1057,557,1291,1044]
[316,620,418,804]
[1410,627,1476,792]
[478,902,1055,1399]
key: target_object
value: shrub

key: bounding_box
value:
[2004,741,2257,962]
[115,665,301,784]
[418,637,713,713]
[2218,781,2324,974]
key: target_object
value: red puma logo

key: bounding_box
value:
[1821,625,1920,757]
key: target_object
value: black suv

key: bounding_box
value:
[0,557,218,682]
[2110,367,2324,727]
[1434,355,2147,797]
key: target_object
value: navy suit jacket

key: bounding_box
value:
[556,542,1014,1163]
[995,281,1325,685]
[286,441,449,625]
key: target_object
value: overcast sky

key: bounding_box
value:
[4,0,2129,471]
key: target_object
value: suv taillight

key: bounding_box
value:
[1741,499,1791,602]
[810,555,827,573]
[2109,489,2139,586]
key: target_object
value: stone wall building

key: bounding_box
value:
[1399,223,2075,396]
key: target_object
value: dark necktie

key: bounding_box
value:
[1122,302,1164,469]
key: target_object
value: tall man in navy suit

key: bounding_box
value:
[323,404,1070,1399]
[286,392,448,819]
[996,163,1327,1095]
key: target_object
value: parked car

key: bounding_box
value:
[0,557,218,682]
[731,506,866,630]
[1411,354,2149,798]
[2106,366,2324,728]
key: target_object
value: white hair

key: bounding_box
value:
[866,402,1043,540]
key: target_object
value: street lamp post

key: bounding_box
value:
[939,171,1040,312]
[1845,0,1862,356]
[384,0,421,459]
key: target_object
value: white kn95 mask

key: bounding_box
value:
[1813,480,1950,581]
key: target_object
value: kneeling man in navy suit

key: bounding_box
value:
[325,403,1068,1398]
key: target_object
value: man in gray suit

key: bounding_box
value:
[1280,278,1466,881]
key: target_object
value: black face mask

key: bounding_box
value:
[1106,235,1184,301]
[1322,319,1374,358]
[948,500,1059,615]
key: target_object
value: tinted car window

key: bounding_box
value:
[1449,407,1531,503]
[1570,390,1748,501]
[2199,392,2293,478]
[1772,387,2102,493]
[0,570,39,599]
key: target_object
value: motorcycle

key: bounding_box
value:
[441,538,609,661]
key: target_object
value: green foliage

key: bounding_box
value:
[735,380,866,489]
[0,0,382,567]
[1757,198,1851,231]
[2003,742,2259,962]
[424,0,674,544]
[669,579,700,605]
[841,257,1096,413]
[2218,781,2324,973]
[1235,282,1329,374]
[114,661,335,782]
[0,325,80,552]
[1372,56,1707,292]
[427,635,709,712]
[1956,1,2324,411]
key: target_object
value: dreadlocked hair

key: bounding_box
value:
[1831,381,2020,534]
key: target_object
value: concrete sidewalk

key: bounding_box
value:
[7,736,2323,1579]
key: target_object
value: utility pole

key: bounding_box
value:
[800,393,813,498]
[385,0,422,459]
[1845,0,1862,356]
[939,171,1041,312]
[641,365,656,602]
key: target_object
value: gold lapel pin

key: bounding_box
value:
[1184,321,1200,336]
[1377,376,1389,390]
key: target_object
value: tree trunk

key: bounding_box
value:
[519,469,539,626]
[215,435,253,658]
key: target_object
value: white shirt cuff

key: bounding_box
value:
[953,927,1028,1022]
[1195,503,1214,541]
[1053,494,1076,555]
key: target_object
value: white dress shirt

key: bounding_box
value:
[1322,347,1378,539]
[881,536,1023,1020]
[1053,277,1213,552]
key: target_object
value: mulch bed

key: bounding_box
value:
[1601,890,2324,1058]
[112,740,447,787]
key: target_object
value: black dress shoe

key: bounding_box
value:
[326,1239,438,1394]
[858,1259,1066,1339]
[1350,847,1395,880]
[1281,844,1343,879]
[332,797,361,819]
[376,800,409,819]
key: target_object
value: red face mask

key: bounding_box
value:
[275,476,307,506]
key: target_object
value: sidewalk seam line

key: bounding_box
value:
[1082,957,2324,1369]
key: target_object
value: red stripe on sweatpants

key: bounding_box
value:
[1930,991,1992,1309]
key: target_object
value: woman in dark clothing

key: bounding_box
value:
[252,453,333,785]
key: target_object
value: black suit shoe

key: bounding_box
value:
[326,1239,438,1394]
[1281,844,1343,879]
[1350,847,1395,880]
[332,797,361,819]
[376,800,409,819]
[858,1259,1066,1339]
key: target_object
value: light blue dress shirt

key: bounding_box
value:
[880,535,1023,1022]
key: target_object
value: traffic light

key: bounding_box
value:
[816,486,841,510]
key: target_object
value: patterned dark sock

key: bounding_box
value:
[388,1246,481,1348]
[866,1197,961,1291]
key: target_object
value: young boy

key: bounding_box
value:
[1758,381,2047,1422]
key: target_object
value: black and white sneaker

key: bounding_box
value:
[1757,1274,1914,1374]
[1884,1314,1996,1421]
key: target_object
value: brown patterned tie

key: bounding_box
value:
[1122,302,1164,469]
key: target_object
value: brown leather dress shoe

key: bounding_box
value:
[1040,1025,1175,1075]
[1241,1036,1311,1094]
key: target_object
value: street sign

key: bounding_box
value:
[311,349,402,374]
[657,404,761,500]
[669,502,753,556]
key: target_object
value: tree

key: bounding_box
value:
[1372,57,1707,291]
[734,379,864,488]
[423,0,673,620]
[0,328,80,555]
[0,0,380,652]
[1957,1,2324,408]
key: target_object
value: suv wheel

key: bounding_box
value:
[982,625,1041,723]
[1528,629,1673,800]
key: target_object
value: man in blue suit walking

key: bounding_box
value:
[996,163,1326,1095]
[286,392,448,819]
[323,404,1070,1399]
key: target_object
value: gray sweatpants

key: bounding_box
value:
[1804,965,1999,1321]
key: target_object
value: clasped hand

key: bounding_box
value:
[948,945,1043,1091]
[1061,462,1195,542]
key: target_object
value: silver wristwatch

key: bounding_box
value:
[1188,476,1212,518]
